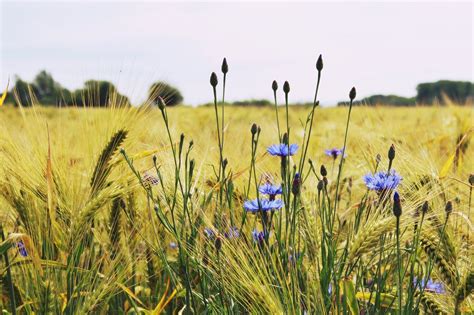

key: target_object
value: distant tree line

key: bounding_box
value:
[1,71,185,107]
[338,80,473,106]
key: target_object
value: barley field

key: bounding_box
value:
[0,101,472,314]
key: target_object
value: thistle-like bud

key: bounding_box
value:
[210,72,218,87]
[388,144,395,161]
[393,192,402,217]
[283,81,290,94]
[272,80,278,92]
[152,155,157,164]
[251,123,258,135]
[189,140,194,149]
[376,153,381,164]
[349,87,356,101]
[157,96,166,110]
[221,58,228,74]
[320,165,327,177]
[222,158,228,170]
[120,148,126,155]
[282,132,289,145]
[421,201,429,215]
[292,173,301,195]
[469,174,474,185]
[445,201,453,217]
[215,236,222,252]
[317,180,324,192]
[316,54,323,72]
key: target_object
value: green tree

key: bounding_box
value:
[71,80,130,107]
[148,81,183,106]
[416,80,473,104]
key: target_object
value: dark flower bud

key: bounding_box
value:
[221,58,228,74]
[388,144,395,161]
[222,158,228,170]
[421,201,429,215]
[251,123,258,135]
[189,140,194,149]
[392,192,402,217]
[152,155,157,164]
[292,173,301,195]
[445,201,453,216]
[283,81,290,94]
[257,126,261,134]
[214,236,222,252]
[376,154,381,164]
[282,133,289,145]
[272,80,278,92]
[317,180,324,192]
[469,174,474,185]
[316,54,323,72]
[157,96,166,110]
[210,72,218,87]
[308,159,313,167]
[119,148,126,155]
[349,87,356,101]
[320,165,327,177]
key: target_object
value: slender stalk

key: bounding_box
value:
[395,216,402,315]
[1,225,17,315]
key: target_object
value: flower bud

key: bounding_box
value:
[445,201,453,217]
[251,123,258,135]
[388,144,395,161]
[320,165,327,177]
[283,81,290,94]
[210,72,218,87]
[469,174,474,185]
[392,192,402,217]
[316,54,323,72]
[215,236,222,252]
[222,158,228,170]
[317,180,324,192]
[272,80,278,92]
[157,96,166,110]
[292,173,301,195]
[421,201,429,215]
[221,58,228,74]
[152,155,157,164]
[349,87,356,101]
[376,153,381,164]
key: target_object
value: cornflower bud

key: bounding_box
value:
[210,72,218,87]
[316,54,323,72]
[349,87,356,101]
[393,192,402,217]
[221,58,228,74]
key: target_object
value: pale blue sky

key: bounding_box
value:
[1,1,473,105]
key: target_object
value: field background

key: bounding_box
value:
[0,104,472,313]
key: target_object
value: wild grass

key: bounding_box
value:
[0,79,472,314]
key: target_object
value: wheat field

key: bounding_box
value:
[0,103,472,314]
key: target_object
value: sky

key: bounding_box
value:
[1,1,473,106]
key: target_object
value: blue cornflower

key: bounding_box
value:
[17,240,27,257]
[267,144,299,157]
[363,170,402,191]
[243,198,283,213]
[224,226,240,239]
[252,229,268,243]
[325,147,346,159]
[204,228,216,239]
[414,278,445,294]
[258,183,282,196]
[169,242,178,249]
